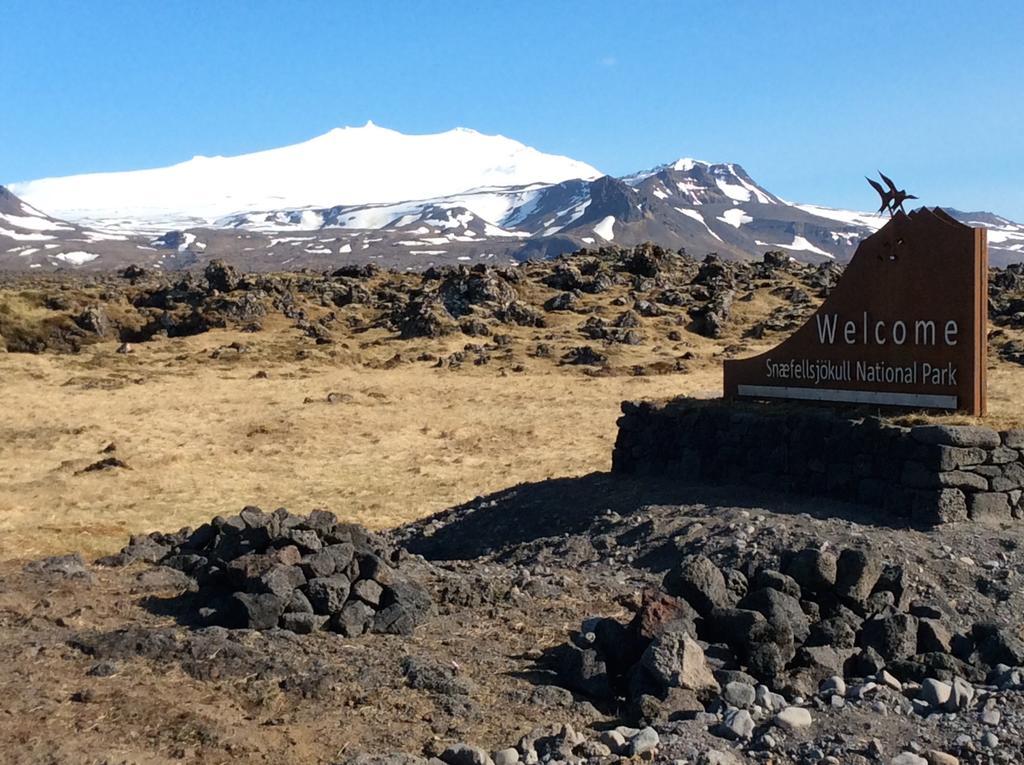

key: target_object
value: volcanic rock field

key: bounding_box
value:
[5,245,1024,764]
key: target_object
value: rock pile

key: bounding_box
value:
[100,507,434,636]
[555,546,1024,736]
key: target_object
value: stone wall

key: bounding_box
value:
[612,398,1024,524]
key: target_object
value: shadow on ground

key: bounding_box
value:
[399,472,918,562]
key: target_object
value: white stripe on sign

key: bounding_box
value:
[736,385,957,409]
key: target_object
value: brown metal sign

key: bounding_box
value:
[723,207,988,415]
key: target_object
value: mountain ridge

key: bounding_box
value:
[3,124,1024,271]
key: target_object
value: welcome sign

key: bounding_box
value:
[723,208,988,414]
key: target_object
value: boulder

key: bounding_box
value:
[796,645,857,679]
[255,564,306,598]
[717,708,754,741]
[352,578,384,606]
[705,607,766,646]
[628,727,659,756]
[918,618,953,654]
[204,260,240,292]
[746,641,789,683]
[285,589,314,614]
[914,489,968,525]
[773,706,813,732]
[891,754,928,765]
[919,678,953,710]
[663,555,728,615]
[834,548,882,603]
[631,687,702,724]
[558,644,610,699]
[230,592,287,630]
[630,589,699,643]
[806,616,858,649]
[721,681,756,709]
[975,623,1024,666]
[859,614,919,662]
[280,612,328,634]
[331,601,375,637]
[640,630,719,693]
[304,575,351,615]
[751,569,802,599]
[492,750,519,765]
[301,543,355,579]
[784,548,837,594]
[374,580,434,635]
[741,587,810,643]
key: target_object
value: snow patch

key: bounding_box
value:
[82,230,128,242]
[754,235,834,259]
[716,179,752,203]
[794,204,887,231]
[0,227,56,241]
[54,251,100,265]
[0,212,72,232]
[716,208,753,228]
[269,236,316,247]
[593,215,616,241]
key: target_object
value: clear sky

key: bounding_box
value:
[3,1,1023,218]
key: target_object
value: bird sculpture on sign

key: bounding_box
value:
[866,172,918,216]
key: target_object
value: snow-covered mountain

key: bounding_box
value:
[4,124,1024,271]
[7,123,601,233]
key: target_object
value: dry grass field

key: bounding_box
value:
[0,329,725,561]
[2,253,1022,562]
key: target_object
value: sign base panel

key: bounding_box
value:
[736,384,957,409]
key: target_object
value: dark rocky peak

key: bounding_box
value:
[0,186,27,215]
[578,176,646,225]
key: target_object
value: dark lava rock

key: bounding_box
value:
[663,555,727,615]
[859,613,920,662]
[205,260,239,292]
[401,655,474,697]
[280,612,328,634]
[304,575,352,615]
[751,569,802,599]
[558,643,611,698]
[231,592,287,630]
[740,587,810,643]
[24,553,92,582]
[374,580,434,636]
[561,346,607,366]
[331,601,375,637]
[629,589,699,643]
[784,548,838,594]
[834,548,883,604]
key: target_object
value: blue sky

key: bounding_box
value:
[3,1,1023,218]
